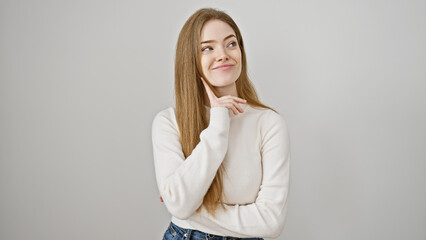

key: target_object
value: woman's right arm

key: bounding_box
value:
[152,106,230,219]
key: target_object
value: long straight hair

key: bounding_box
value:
[174,8,276,216]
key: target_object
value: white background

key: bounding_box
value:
[1,0,425,239]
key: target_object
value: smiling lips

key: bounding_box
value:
[213,64,234,70]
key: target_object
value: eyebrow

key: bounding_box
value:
[200,34,236,44]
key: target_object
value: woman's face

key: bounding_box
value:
[199,19,242,88]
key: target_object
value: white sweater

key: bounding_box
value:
[151,103,291,238]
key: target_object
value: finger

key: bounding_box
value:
[201,78,217,101]
[234,103,244,113]
[228,102,243,114]
[219,95,247,103]
[224,102,238,115]
[219,99,244,113]
[237,98,247,103]
[232,96,247,103]
[230,105,238,115]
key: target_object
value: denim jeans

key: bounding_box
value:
[162,221,264,240]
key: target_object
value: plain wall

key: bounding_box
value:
[1,0,425,239]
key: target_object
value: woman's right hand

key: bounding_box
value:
[201,78,247,115]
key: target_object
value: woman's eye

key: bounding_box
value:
[202,42,236,52]
[202,46,213,52]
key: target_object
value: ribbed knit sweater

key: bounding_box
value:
[152,103,291,238]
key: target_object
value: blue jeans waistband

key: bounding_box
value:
[167,221,263,240]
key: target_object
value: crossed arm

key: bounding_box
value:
[153,108,290,238]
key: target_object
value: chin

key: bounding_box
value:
[210,79,237,87]
[208,75,239,87]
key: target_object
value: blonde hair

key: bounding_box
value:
[174,8,276,216]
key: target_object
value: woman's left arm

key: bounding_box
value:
[189,111,291,238]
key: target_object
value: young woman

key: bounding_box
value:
[152,8,291,239]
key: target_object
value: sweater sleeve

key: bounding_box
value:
[152,107,230,220]
[190,111,291,238]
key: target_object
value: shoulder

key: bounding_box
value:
[152,106,178,132]
[248,107,290,152]
[153,106,175,121]
[247,106,289,137]
[247,105,287,127]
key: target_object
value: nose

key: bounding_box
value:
[215,47,229,62]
